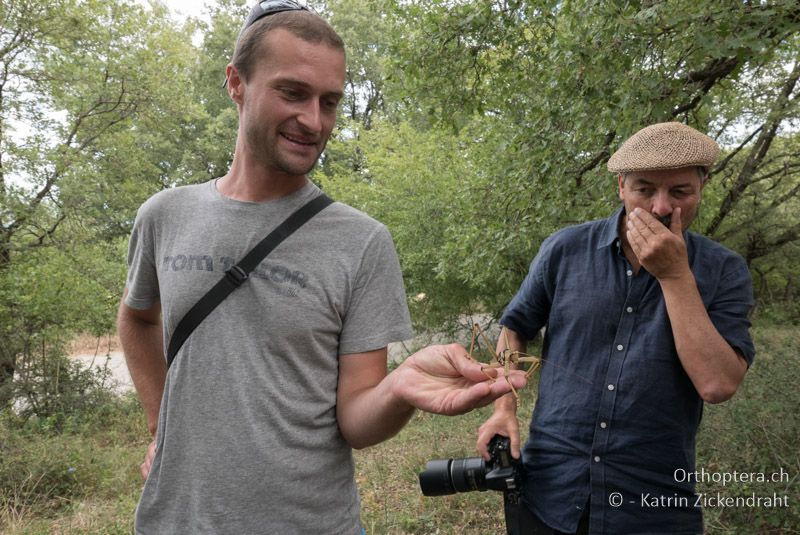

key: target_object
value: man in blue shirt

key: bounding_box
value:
[476,122,755,534]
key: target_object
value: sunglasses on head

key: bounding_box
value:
[243,0,310,32]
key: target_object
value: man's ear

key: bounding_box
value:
[226,64,245,105]
[617,173,626,201]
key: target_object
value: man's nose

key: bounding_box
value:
[297,100,322,134]
[651,189,672,216]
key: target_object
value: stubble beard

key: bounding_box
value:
[246,124,323,177]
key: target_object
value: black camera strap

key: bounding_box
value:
[165,192,334,369]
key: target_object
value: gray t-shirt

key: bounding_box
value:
[125,180,412,534]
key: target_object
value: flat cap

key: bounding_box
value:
[607,122,719,173]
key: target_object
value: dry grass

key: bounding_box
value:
[4,325,797,534]
[66,333,120,357]
[355,397,535,535]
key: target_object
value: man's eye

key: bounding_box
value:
[281,88,303,100]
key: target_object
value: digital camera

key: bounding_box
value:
[418,435,521,496]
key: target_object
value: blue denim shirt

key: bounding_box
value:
[501,207,755,534]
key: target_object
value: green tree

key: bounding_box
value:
[327,0,800,324]
[179,0,245,183]
[0,0,201,408]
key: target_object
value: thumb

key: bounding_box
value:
[670,206,682,235]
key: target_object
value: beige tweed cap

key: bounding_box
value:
[607,122,720,173]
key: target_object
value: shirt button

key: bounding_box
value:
[594,456,601,462]
[626,269,633,276]
[608,384,615,391]
[626,306,634,313]
[600,422,608,429]
[617,344,624,351]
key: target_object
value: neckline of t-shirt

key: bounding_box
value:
[207,178,320,211]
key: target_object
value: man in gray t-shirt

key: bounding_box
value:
[118,4,526,534]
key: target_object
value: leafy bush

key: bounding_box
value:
[697,325,800,533]
[10,353,117,432]
[0,394,146,530]
[358,324,799,534]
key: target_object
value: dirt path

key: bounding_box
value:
[70,340,416,394]
[68,316,497,395]
[70,352,133,393]
[67,334,132,393]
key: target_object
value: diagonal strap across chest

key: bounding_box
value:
[165,193,334,369]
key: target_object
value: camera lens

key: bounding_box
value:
[450,457,487,492]
[419,459,455,496]
[419,457,487,496]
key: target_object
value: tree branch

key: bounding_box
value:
[671,57,740,118]
[710,125,763,177]
[704,60,800,236]
[572,130,616,188]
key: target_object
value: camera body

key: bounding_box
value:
[418,435,521,496]
[419,435,528,534]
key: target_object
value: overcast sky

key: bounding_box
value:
[163,0,214,19]
[135,0,216,22]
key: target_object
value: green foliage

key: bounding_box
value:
[326,0,800,325]
[697,324,800,532]
[179,0,245,183]
[0,242,125,411]
[0,0,239,410]
[355,324,800,534]
[322,120,477,326]
[0,394,146,531]
[325,0,394,128]
[10,355,115,430]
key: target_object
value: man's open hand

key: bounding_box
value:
[390,343,527,416]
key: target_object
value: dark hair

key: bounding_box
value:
[622,166,708,183]
[231,10,345,83]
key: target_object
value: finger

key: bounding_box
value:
[496,422,523,460]
[670,206,682,235]
[486,374,527,401]
[476,436,492,460]
[477,423,521,460]
[627,208,652,236]
[476,428,502,460]
[636,208,672,238]
[503,370,528,390]
[463,377,525,413]
[626,228,643,256]
[448,344,500,382]
[140,441,156,481]
[449,382,494,414]
[510,431,522,459]
[626,217,647,252]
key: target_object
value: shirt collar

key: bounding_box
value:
[598,205,626,251]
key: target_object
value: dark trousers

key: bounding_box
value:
[515,502,589,535]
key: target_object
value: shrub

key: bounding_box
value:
[697,325,800,533]
[0,394,145,529]
[10,352,116,432]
